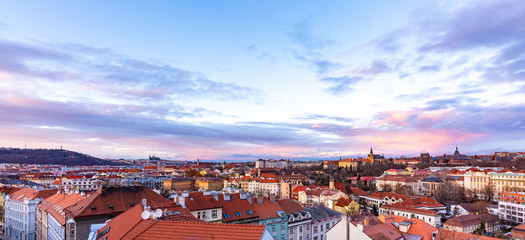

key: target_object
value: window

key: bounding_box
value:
[313,226,318,233]
[326,223,329,229]
[247,210,253,215]
[290,228,294,234]
[306,224,309,230]
[197,212,201,219]
[235,212,242,216]
[223,213,231,218]
[299,226,303,232]
[212,210,217,218]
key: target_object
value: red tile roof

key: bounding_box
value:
[183,192,222,211]
[435,229,500,240]
[97,200,197,240]
[217,193,256,222]
[9,188,58,202]
[382,215,437,240]
[38,192,88,225]
[277,199,304,214]
[130,221,268,240]
[381,202,437,216]
[249,196,285,220]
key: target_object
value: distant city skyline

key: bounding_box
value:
[0,1,524,160]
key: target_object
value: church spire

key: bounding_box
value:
[370,147,373,155]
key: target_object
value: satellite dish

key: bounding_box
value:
[141,211,150,220]
[155,209,162,218]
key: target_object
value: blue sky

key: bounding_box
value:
[0,0,524,160]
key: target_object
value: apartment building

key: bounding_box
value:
[498,192,525,224]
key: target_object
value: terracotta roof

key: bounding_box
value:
[9,188,58,202]
[349,214,403,240]
[38,192,88,225]
[382,215,437,240]
[333,182,348,194]
[335,198,354,207]
[217,193,256,222]
[514,223,525,231]
[292,186,307,193]
[435,229,500,240]
[130,220,267,240]
[183,192,222,211]
[249,196,284,220]
[381,202,437,216]
[64,186,170,219]
[444,214,499,227]
[348,187,369,197]
[402,197,444,208]
[277,199,304,214]
[97,200,197,240]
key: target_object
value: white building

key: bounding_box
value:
[255,159,290,169]
[498,192,525,224]
[5,188,57,240]
[304,205,342,240]
[62,177,101,191]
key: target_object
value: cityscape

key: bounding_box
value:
[1,1,524,240]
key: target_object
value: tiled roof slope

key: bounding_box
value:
[130,221,267,240]
[97,200,196,240]
[444,214,499,227]
[183,192,222,211]
[382,215,437,240]
[249,196,284,220]
[38,191,88,225]
[277,198,304,214]
[64,186,170,219]
[9,188,58,202]
[218,193,256,222]
[435,229,501,240]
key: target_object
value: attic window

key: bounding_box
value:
[247,210,253,215]
[108,204,114,208]
[130,203,135,207]
[91,206,96,210]
[235,212,242,216]
[223,213,231,218]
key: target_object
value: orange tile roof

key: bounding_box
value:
[249,196,284,220]
[130,220,267,240]
[381,202,437,216]
[9,188,58,202]
[218,193,256,222]
[183,192,222,211]
[435,229,500,240]
[382,215,437,240]
[97,200,196,240]
[38,192,88,225]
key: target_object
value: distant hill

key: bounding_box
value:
[0,148,123,166]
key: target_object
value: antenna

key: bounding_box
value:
[141,211,150,220]
[155,209,162,218]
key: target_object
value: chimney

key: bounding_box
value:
[223,192,230,201]
[247,196,253,205]
[212,192,219,201]
[257,195,263,204]
[270,193,276,202]
[240,192,247,200]
[357,221,364,231]
[364,216,368,226]
[203,191,211,196]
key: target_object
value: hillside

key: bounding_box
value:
[0,148,123,166]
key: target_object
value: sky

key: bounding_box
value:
[0,0,524,160]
